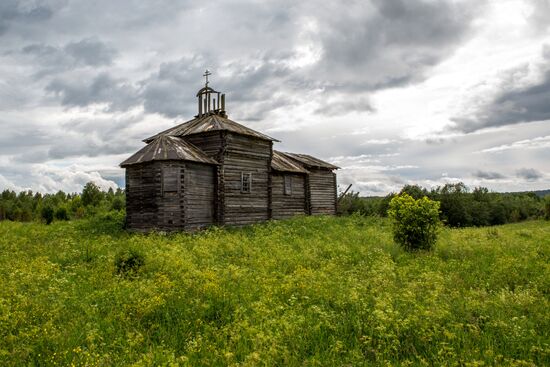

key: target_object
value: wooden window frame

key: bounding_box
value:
[284,175,292,196]
[241,172,252,193]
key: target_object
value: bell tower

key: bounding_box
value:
[196,69,226,117]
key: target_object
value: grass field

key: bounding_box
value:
[0,215,549,366]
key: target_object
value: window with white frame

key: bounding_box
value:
[241,172,252,193]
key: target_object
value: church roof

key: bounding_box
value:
[144,113,279,143]
[120,135,218,167]
[281,152,339,170]
[271,151,309,173]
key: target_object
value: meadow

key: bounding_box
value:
[0,214,548,366]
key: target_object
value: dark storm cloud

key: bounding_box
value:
[46,72,140,111]
[0,0,52,36]
[516,168,543,181]
[452,45,550,133]
[314,0,480,91]
[472,170,506,180]
[141,56,207,118]
[314,97,375,117]
[63,38,117,66]
[20,38,116,78]
[139,0,482,118]
[48,139,137,159]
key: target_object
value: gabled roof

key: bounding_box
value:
[144,113,279,143]
[120,135,218,167]
[282,152,339,170]
[271,150,309,173]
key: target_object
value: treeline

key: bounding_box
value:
[0,182,125,224]
[338,182,550,227]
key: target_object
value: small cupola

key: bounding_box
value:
[196,69,226,117]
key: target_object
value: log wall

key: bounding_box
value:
[125,162,159,231]
[185,162,216,230]
[157,161,185,230]
[271,172,307,219]
[308,168,337,215]
[222,133,272,226]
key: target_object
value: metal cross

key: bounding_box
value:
[203,69,211,87]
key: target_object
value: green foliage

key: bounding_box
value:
[81,182,103,207]
[388,193,441,251]
[41,205,54,225]
[399,184,428,199]
[115,247,145,276]
[0,182,125,224]
[0,216,548,366]
[337,190,381,216]
[111,195,125,211]
[54,206,69,221]
[544,195,550,220]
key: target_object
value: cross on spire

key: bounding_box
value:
[203,69,212,87]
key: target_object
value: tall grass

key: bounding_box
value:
[0,215,548,366]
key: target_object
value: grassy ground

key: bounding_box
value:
[0,215,548,366]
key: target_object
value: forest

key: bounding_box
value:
[1,181,549,228]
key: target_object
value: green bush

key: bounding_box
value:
[54,206,69,221]
[114,248,145,276]
[388,193,441,251]
[544,195,550,220]
[41,206,54,225]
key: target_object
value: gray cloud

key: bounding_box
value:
[0,0,53,36]
[516,168,543,181]
[529,0,550,33]
[472,170,506,180]
[452,45,550,133]
[0,0,547,195]
[46,72,140,111]
[64,37,117,66]
[20,38,116,79]
[314,0,481,91]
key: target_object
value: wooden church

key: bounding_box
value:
[120,72,339,231]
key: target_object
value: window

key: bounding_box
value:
[162,167,179,195]
[284,175,292,195]
[241,172,252,193]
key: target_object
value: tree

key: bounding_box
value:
[41,206,54,225]
[388,193,441,251]
[400,184,428,200]
[81,182,103,207]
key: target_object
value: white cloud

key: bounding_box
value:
[478,135,550,153]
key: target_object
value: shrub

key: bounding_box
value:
[54,206,69,221]
[114,248,145,276]
[111,196,125,211]
[41,206,54,225]
[388,193,441,251]
[544,195,550,220]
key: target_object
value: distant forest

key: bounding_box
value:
[0,181,548,227]
[339,183,550,227]
[0,182,124,224]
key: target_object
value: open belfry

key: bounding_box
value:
[120,71,338,231]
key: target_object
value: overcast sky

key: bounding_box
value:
[1,0,549,195]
